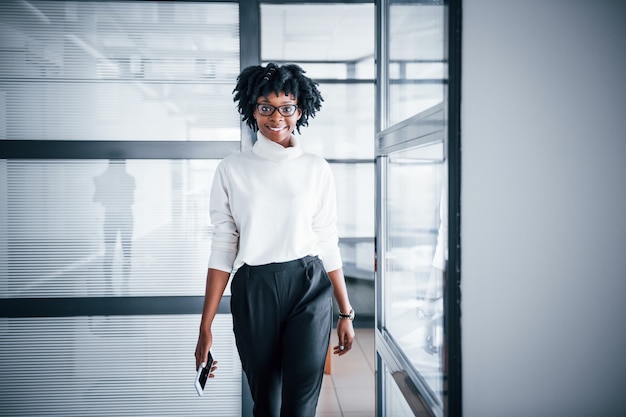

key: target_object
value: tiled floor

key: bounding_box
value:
[317,328,376,417]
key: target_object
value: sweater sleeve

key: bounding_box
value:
[207,163,239,273]
[313,160,343,272]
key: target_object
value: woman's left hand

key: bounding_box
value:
[333,318,355,356]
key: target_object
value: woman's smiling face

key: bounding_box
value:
[254,91,302,148]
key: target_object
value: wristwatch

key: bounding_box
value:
[338,309,355,321]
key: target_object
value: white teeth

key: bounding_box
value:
[269,127,283,131]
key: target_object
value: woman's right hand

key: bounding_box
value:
[195,328,215,372]
[195,269,230,374]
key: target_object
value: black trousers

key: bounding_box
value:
[231,256,333,417]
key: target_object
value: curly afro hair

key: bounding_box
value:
[233,63,323,134]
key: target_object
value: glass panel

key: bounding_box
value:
[331,163,375,281]
[388,1,446,126]
[261,4,375,159]
[384,141,446,407]
[1,159,221,298]
[332,163,375,238]
[0,1,240,141]
[261,4,375,80]
[389,82,444,128]
[0,314,240,416]
[302,83,375,160]
[260,3,376,313]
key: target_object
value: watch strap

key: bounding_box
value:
[338,309,355,321]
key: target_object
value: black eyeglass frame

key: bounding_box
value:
[255,103,299,117]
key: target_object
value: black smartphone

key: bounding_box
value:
[195,350,214,396]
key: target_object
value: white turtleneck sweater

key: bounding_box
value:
[208,131,343,274]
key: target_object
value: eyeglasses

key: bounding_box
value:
[256,103,299,117]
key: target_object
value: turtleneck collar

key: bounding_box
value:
[253,131,304,162]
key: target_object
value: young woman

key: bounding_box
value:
[195,63,355,417]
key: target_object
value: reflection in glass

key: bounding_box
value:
[384,142,446,409]
[384,363,422,417]
[93,160,136,294]
[1,159,220,298]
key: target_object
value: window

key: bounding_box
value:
[1,2,242,415]
[261,3,376,292]
[0,1,240,141]
[376,0,461,415]
[388,2,446,126]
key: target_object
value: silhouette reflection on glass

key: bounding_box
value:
[93,159,136,295]
[418,172,447,356]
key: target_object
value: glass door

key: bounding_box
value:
[375,0,461,415]
[377,108,447,417]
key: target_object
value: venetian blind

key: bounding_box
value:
[2,159,221,297]
[0,0,240,141]
[0,1,243,416]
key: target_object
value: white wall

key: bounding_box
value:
[462,1,626,416]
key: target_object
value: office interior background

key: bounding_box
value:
[1,0,625,416]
